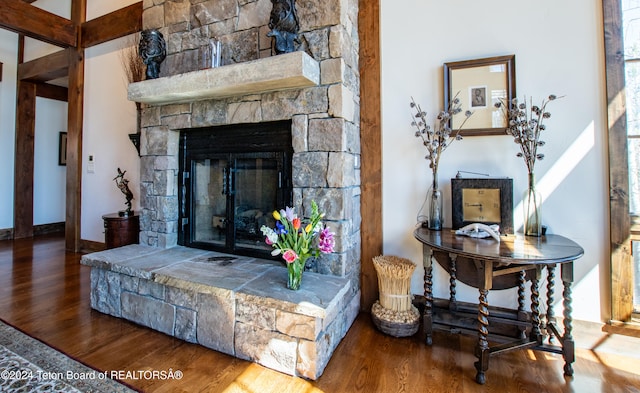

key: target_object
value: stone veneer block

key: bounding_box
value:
[121,292,176,336]
[128,51,320,105]
[90,269,122,317]
[81,245,358,380]
[235,322,298,376]
[196,292,236,355]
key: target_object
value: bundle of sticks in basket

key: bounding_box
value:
[373,255,416,312]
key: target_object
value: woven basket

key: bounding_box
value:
[371,301,420,337]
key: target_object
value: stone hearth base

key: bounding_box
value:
[80,245,359,380]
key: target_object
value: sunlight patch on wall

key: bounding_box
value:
[513,122,595,231]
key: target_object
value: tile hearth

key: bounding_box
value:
[81,245,358,380]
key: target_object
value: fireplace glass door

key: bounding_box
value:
[190,154,281,253]
[178,121,293,258]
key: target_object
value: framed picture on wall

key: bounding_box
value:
[58,132,67,166]
[444,55,516,136]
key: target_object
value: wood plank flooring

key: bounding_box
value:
[0,234,639,392]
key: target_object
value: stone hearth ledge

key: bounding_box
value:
[127,51,320,105]
[80,245,359,380]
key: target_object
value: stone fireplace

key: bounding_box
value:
[135,0,361,291]
[82,0,362,381]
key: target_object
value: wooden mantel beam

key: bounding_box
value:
[0,0,76,47]
[81,2,142,48]
[18,48,70,82]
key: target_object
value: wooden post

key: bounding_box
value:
[603,0,633,322]
[358,0,383,311]
[13,81,36,239]
[65,0,86,251]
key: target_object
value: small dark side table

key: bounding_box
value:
[414,227,584,384]
[102,213,140,249]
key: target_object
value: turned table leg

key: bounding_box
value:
[530,266,543,343]
[475,288,490,384]
[474,260,493,385]
[562,261,575,376]
[423,245,434,346]
[449,253,458,311]
[546,264,557,344]
[517,269,527,339]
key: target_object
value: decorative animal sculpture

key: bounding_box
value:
[138,29,167,79]
[113,168,134,215]
[267,0,299,54]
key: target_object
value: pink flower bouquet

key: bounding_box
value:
[260,201,335,290]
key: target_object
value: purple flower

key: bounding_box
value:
[318,227,335,254]
[282,206,296,222]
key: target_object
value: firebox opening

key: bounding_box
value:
[178,120,293,259]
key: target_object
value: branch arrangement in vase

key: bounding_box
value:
[495,94,563,236]
[410,94,473,230]
[410,93,473,179]
[495,94,563,175]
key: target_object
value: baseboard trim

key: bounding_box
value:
[603,320,640,338]
[0,222,65,240]
[0,228,12,241]
[34,222,65,236]
[79,239,106,253]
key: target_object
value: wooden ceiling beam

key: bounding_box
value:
[35,83,68,102]
[0,0,76,47]
[17,48,70,82]
[81,2,142,48]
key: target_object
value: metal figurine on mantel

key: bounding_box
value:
[139,29,166,79]
[267,0,299,54]
[114,168,134,217]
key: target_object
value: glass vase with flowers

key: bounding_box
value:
[260,201,335,290]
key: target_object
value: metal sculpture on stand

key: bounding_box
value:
[139,29,167,79]
[267,0,299,54]
[114,168,134,217]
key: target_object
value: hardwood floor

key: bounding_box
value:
[0,234,639,393]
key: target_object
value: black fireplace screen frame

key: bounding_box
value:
[178,120,293,259]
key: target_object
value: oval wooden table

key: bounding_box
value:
[414,227,584,384]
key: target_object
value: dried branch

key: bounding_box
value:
[120,36,145,114]
[121,36,145,85]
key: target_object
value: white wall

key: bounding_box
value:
[33,98,67,225]
[381,0,608,323]
[0,29,18,229]
[81,0,141,242]
[82,33,140,242]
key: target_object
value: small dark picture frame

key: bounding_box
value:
[444,55,516,136]
[58,132,67,166]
